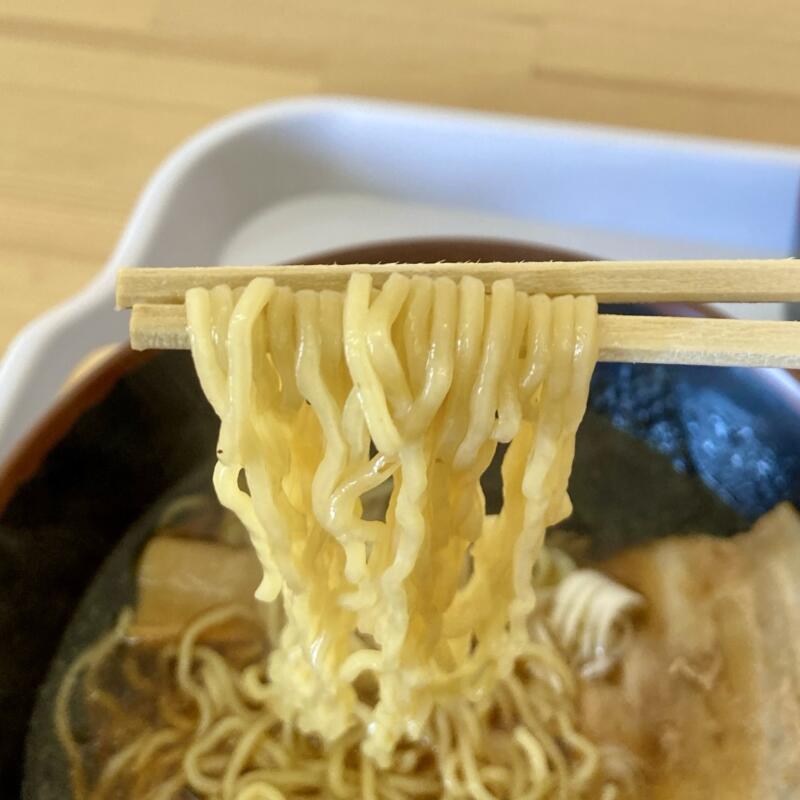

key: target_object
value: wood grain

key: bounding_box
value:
[116,260,800,307]
[3,1,800,356]
[128,302,800,368]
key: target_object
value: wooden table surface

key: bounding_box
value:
[2,0,800,355]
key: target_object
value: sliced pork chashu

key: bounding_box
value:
[581,503,800,798]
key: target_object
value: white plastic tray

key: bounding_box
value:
[1,96,799,462]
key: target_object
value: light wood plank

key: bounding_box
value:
[152,0,542,71]
[539,19,800,99]
[538,0,800,41]
[0,247,101,354]
[0,34,316,112]
[0,0,160,30]
[0,87,213,211]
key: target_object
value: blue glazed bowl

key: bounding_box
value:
[591,314,800,520]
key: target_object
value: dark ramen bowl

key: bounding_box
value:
[3,239,800,796]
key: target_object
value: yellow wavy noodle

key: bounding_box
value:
[187,275,600,755]
[54,274,641,798]
[548,569,644,679]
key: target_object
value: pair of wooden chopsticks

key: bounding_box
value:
[116,260,800,368]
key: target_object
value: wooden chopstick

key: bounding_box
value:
[116,259,800,307]
[117,260,800,369]
[128,303,800,368]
